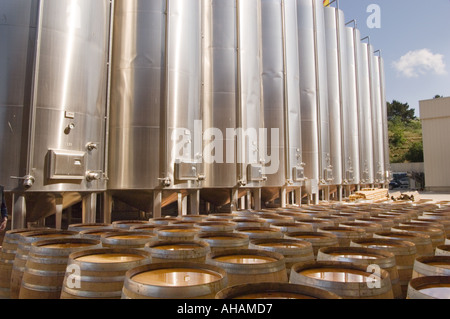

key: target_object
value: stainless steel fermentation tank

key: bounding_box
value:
[0,0,111,228]
[297,0,331,203]
[108,0,204,217]
[357,39,375,186]
[324,5,345,200]
[377,54,391,185]
[372,53,391,186]
[371,54,385,185]
[343,24,361,190]
[0,0,391,226]
[259,0,305,207]
[200,0,266,212]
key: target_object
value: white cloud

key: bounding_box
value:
[392,49,447,78]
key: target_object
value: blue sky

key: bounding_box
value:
[335,0,450,117]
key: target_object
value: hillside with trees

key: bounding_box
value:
[387,100,423,163]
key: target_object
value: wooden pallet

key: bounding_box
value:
[348,188,389,202]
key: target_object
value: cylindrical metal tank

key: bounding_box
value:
[259,0,306,206]
[109,0,203,214]
[235,0,265,193]
[283,0,305,199]
[343,25,361,186]
[357,40,375,185]
[200,0,239,207]
[371,55,386,185]
[1,0,111,222]
[0,0,37,192]
[377,54,391,184]
[296,0,331,195]
[324,6,345,192]
[200,0,265,209]
[260,0,286,203]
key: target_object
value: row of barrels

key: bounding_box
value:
[0,201,449,299]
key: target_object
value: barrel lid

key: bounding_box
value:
[146,239,209,250]
[318,226,366,233]
[291,261,390,285]
[285,231,338,239]
[156,225,201,233]
[112,220,151,228]
[69,248,151,268]
[350,237,416,249]
[68,223,112,229]
[123,262,227,298]
[317,246,395,263]
[208,248,284,266]
[215,282,341,299]
[408,276,450,299]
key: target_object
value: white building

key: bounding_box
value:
[420,96,450,192]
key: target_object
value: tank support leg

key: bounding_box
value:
[82,193,97,224]
[11,193,26,230]
[295,187,302,207]
[153,191,162,218]
[102,192,113,224]
[280,187,287,208]
[252,188,261,211]
[240,194,246,210]
[337,185,343,202]
[230,188,239,212]
[246,191,252,210]
[55,194,63,229]
[177,193,187,217]
[189,190,200,215]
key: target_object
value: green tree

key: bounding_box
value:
[389,128,405,147]
[404,142,424,163]
[387,100,416,123]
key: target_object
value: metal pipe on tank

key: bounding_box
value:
[101,0,116,225]
[24,0,43,190]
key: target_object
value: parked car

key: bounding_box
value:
[389,180,402,189]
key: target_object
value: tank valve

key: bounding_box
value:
[86,171,101,182]
[86,142,98,152]
[64,123,76,134]
[10,175,35,188]
[23,175,35,188]
[159,177,171,187]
